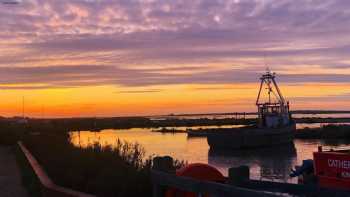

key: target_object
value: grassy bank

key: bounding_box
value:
[0,119,184,197]
[295,124,350,139]
[20,127,185,197]
[23,131,152,197]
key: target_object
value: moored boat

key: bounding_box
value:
[291,146,350,191]
[207,70,295,149]
[314,146,350,190]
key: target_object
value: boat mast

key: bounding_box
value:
[256,69,285,106]
[271,78,285,104]
[256,80,264,105]
[256,69,291,128]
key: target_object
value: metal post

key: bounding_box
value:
[228,166,250,187]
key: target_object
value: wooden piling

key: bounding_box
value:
[228,165,250,187]
[152,156,175,197]
[152,156,176,174]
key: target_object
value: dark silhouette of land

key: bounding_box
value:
[1,110,350,133]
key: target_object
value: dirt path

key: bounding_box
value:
[0,146,28,197]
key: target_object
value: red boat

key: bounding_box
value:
[314,146,350,190]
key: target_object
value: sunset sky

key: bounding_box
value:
[1,0,350,117]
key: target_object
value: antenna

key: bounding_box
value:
[263,53,268,68]
[266,67,270,74]
[264,53,273,75]
[22,96,24,119]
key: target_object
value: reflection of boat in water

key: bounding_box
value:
[187,125,250,137]
[207,70,295,149]
[187,128,214,137]
[208,143,297,181]
[151,127,186,133]
[208,142,297,158]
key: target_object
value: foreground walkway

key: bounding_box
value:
[0,146,28,197]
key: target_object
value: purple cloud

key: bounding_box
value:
[0,0,350,89]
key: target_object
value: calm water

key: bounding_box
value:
[70,127,350,183]
[157,124,245,131]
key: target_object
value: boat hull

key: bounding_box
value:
[207,123,295,149]
[314,149,350,190]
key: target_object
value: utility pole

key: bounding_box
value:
[22,96,24,119]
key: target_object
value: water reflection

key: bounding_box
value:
[162,124,245,131]
[70,128,350,182]
[208,143,297,182]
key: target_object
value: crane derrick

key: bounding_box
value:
[256,70,291,128]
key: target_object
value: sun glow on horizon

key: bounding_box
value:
[0,82,349,118]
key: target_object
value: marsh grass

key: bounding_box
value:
[22,129,185,197]
[23,132,153,197]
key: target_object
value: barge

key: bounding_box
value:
[207,70,295,149]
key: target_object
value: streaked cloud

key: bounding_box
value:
[117,89,162,94]
[1,0,350,116]
[2,64,350,88]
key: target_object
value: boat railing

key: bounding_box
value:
[318,146,350,153]
[151,156,350,197]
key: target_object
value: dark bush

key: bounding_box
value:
[22,132,155,197]
[0,120,26,145]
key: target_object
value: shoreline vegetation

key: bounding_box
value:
[23,133,155,197]
[295,124,350,139]
[0,121,185,197]
[151,127,187,133]
[1,116,350,142]
[2,115,350,133]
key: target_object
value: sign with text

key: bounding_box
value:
[314,151,350,190]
